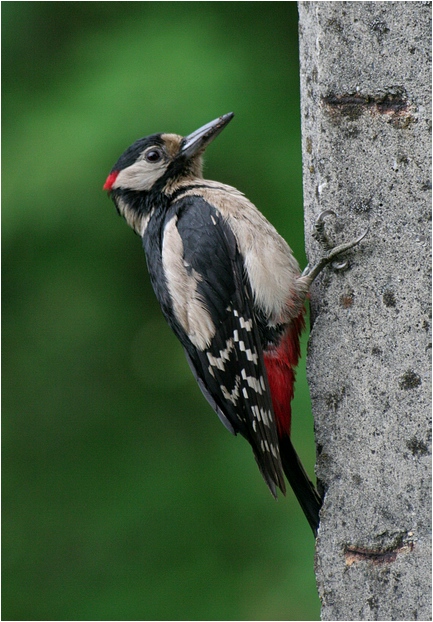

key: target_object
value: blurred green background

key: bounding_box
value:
[2,2,320,620]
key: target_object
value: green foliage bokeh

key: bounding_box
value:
[2,2,319,620]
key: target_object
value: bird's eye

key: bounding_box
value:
[145,148,162,163]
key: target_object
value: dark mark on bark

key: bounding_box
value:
[399,370,422,390]
[340,291,354,308]
[383,290,396,307]
[322,89,414,127]
[325,386,346,411]
[406,436,429,456]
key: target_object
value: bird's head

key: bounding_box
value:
[104,113,234,235]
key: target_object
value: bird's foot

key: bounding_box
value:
[302,210,368,284]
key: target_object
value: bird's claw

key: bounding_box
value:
[332,259,349,271]
[312,209,338,251]
[302,211,368,283]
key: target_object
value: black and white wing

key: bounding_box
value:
[155,195,286,496]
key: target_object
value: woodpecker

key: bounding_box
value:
[104,113,366,535]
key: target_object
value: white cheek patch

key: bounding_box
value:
[113,160,167,192]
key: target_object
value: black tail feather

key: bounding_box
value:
[279,434,322,535]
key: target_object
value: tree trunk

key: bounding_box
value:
[298,2,431,620]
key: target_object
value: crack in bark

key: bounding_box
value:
[345,541,414,566]
[322,90,414,127]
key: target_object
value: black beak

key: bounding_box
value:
[181,113,234,158]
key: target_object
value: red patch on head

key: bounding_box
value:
[103,171,119,191]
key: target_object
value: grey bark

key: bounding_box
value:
[298,2,431,621]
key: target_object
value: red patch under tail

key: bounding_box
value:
[263,310,305,437]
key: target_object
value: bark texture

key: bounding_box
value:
[298,2,431,620]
